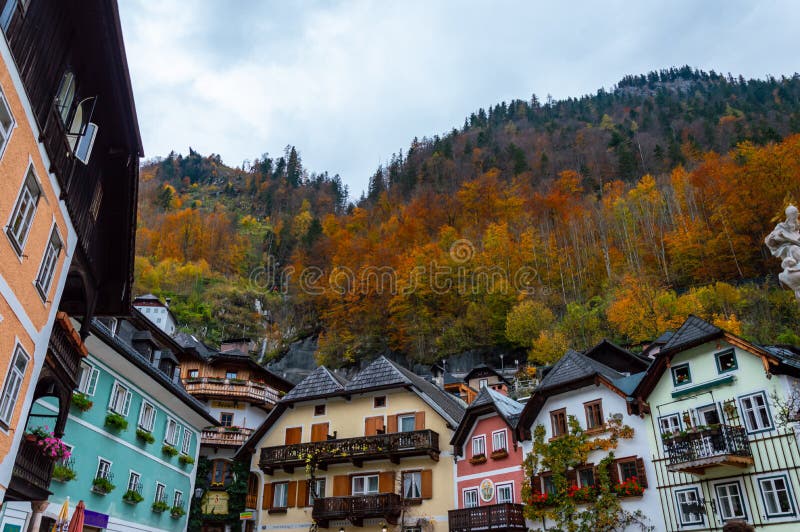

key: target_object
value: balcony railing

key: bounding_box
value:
[49,314,85,388]
[449,503,527,532]
[259,429,440,474]
[201,426,253,447]
[11,439,55,497]
[663,425,753,474]
[312,494,401,527]
[183,378,280,405]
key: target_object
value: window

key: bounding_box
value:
[463,488,478,508]
[479,378,488,389]
[472,435,486,457]
[310,478,326,504]
[188,369,198,378]
[165,418,179,445]
[220,412,233,427]
[759,475,795,517]
[740,392,773,432]
[578,467,595,488]
[542,475,555,495]
[272,481,288,508]
[108,381,131,415]
[211,460,227,486]
[7,166,41,254]
[496,483,513,504]
[54,71,76,125]
[0,88,15,159]
[696,404,721,426]
[399,414,416,432]
[550,408,567,437]
[0,345,29,425]
[314,404,326,416]
[617,459,638,482]
[675,488,704,526]
[672,363,691,386]
[96,458,111,480]
[374,396,386,408]
[173,490,183,509]
[225,370,237,379]
[181,430,192,455]
[77,362,99,396]
[492,430,508,452]
[138,401,156,432]
[127,471,141,493]
[659,414,681,436]
[715,481,747,521]
[155,482,166,503]
[403,471,421,499]
[715,349,738,373]
[584,400,604,430]
[74,122,98,164]
[352,474,379,495]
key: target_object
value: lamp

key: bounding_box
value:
[194,487,204,499]
[382,526,388,532]
[339,528,345,532]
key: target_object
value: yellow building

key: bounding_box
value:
[237,357,466,532]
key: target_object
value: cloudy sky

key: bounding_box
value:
[119,0,799,196]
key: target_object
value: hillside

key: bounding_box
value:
[134,67,800,366]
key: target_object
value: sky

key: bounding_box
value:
[118,0,800,197]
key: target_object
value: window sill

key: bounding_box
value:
[585,426,607,435]
[490,449,509,459]
[268,508,288,514]
[402,498,423,506]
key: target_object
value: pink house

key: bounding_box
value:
[448,387,526,532]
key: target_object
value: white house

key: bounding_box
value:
[133,293,178,336]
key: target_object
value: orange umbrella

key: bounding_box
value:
[67,500,85,532]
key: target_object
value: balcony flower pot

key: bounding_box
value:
[152,501,169,513]
[490,449,509,460]
[136,428,155,444]
[52,464,76,483]
[37,435,72,461]
[91,477,115,495]
[469,454,487,465]
[104,412,128,432]
[25,426,50,441]
[123,490,144,504]
[71,392,93,412]
[162,444,179,457]
[170,506,186,518]
[179,454,195,466]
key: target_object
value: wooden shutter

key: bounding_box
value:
[311,422,329,442]
[414,411,426,430]
[262,483,273,510]
[297,480,308,507]
[287,481,297,507]
[566,469,578,488]
[635,458,648,488]
[609,461,620,485]
[379,471,395,493]
[285,427,301,445]
[387,414,398,433]
[531,475,541,492]
[333,475,350,496]
[421,469,433,499]
[365,416,384,436]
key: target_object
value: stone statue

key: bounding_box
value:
[765,205,800,300]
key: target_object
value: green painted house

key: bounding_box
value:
[0,314,217,532]
[633,316,800,531]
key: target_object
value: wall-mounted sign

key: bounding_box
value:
[240,511,254,520]
[202,491,230,515]
[479,478,495,502]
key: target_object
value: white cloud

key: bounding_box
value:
[119,0,800,196]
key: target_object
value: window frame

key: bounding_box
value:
[272,481,288,508]
[138,400,156,432]
[674,487,705,526]
[402,470,422,500]
[550,408,567,437]
[542,474,555,495]
[310,477,326,505]
[617,458,638,483]
[714,480,748,522]
[96,457,112,480]
[164,417,180,445]
[472,434,486,457]
[127,470,141,493]
[351,474,379,495]
[0,85,15,161]
[34,226,62,301]
[220,412,234,427]
[187,369,199,378]
[463,488,479,508]
[313,404,326,416]
[155,482,166,503]
[398,413,416,433]
[181,430,192,455]
[77,361,99,396]
[577,466,595,488]
[584,399,604,430]
[479,378,488,389]
[496,482,514,504]
[0,344,30,426]
[6,164,42,255]
[715,348,738,374]
[758,474,796,518]
[658,413,682,436]
[225,370,237,380]
[373,395,386,408]
[671,363,692,386]
[108,381,132,416]
[492,429,508,452]
[173,490,184,509]
[738,391,774,434]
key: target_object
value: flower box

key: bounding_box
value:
[179,454,195,466]
[105,412,128,432]
[162,444,179,457]
[136,428,155,444]
[71,392,93,412]
[152,501,169,513]
[170,506,186,518]
[52,463,76,483]
[490,449,509,460]
[123,489,144,504]
[469,454,487,465]
[91,476,115,495]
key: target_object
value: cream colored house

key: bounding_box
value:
[237,357,465,532]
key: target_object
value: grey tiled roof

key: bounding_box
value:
[469,387,524,428]
[661,315,721,352]
[611,373,646,396]
[346,357,411,390]
[652,331,674,345]
[382,358,466,425]
[282,366,348,401]
[536,349,624,391]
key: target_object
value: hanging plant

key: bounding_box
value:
[71,392,93,412]
[123,490,144,504]
[105,412,128,431]
[52,463,76,482]
[152,500,170,513]
[136,428,155,444]
[179,454,195,465]
[162,444,179,457]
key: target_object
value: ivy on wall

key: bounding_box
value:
[189,457,250,532]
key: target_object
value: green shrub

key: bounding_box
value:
[71,392,93,412]
[136,428,155,444]
[161,444,178,457]
[178,454,195,465]
[92,476,115,494]
[104,412,128,431]
[170,506,186,518]
[123,489,144,503]
[52,463,76,482]
[152,500,170,513]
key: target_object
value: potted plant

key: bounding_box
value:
[224,426,240,432]
[105,412,128,431]
[660,431,673,441]
[37,435,72,461]
[25,426,50,442]
[152,500,169,513]
[123,489,144,504]
[179,454,195,466]
[136,428,155,444]
[92,476,115,494]
[490,448,509,459]
[170,505,186,518]
[162,444,179,457]
[71,392,93,412]
[52,462,76,482]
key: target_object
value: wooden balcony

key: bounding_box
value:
[259,430,440,474]
[448,503,527,532]
[8,439,55,501]
[183,377,280,406]
[312,494,401,527]
[201,426,254,447]
[663,425,753,474]
[48,313,86,389]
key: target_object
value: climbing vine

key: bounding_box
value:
[188,457,250,532]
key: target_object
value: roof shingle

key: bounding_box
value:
[661,315,721,352]
[282,366,348,402]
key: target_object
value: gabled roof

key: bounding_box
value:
[346,356,412,391]
[536,349,624,391]
[660,315,722,353]
[463,364,510,384]
[451,387,524,452]
[583,339,649,373]
[282,366,348,402]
